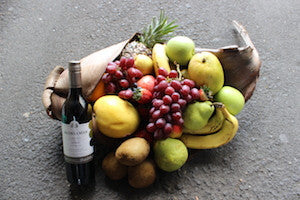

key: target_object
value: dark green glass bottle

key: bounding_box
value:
[61,61,94,186]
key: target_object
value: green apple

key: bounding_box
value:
[166,36,195,66]
[214,86,245,115]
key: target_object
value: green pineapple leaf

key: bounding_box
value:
[139,10,178,49]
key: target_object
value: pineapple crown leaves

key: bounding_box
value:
[139,10,178,49]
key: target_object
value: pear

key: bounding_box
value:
[188,52,224,94]
[183,101,215,131]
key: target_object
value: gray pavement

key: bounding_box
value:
[0,0,299,199]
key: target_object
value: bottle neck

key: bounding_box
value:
[68,61,83,97]
[69,70,82,89]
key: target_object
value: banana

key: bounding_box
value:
[152,43,171,76]
[180,104,238,149]
[183,106,225,135]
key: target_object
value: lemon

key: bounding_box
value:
[154,138,188,172]
[134,54,153,75]
[93,95,139,138]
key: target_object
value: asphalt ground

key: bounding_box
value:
[0,0,299,199]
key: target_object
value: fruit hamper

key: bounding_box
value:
[42,13,261,188]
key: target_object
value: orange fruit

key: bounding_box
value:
[87,79,105,102]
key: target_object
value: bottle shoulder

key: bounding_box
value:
[62,95,90,123]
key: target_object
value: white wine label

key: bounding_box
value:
[62,121,93,158]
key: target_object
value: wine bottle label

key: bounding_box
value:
[62,120,93,158]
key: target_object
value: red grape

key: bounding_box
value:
[156,75,166,83]
[125,57,135,69]
[153,91,163,99]
[102,73,112,83]
[181,79,195,88]
[157,80,168,91]
[135,69,143,78]
[105,82,116,94]
[186,94,193,103]
[146,123,156,133]
[158,68,169,77]
[118,89,133,99]
[170,80,182,91]
[162,95,172,105]
[153,99,164,108]
[160,104,170,114]
[178,99,187,108]
[190,88,200,100]
[127,76,136,84]
[172,112,182,121]
[171,92,180,102]
[106,64,117,74]
[180,85,190,97]
[171,103,181,112]
[119,57,127,69]
[177,118,184,126]
[165,86,175,95]
[164,123,173,134]
[127,67,138,77]
[108,61,116,66]
[114,70,123,79]
[155,118,166,128]
[149,107,155,115]
[168,70,178,78]
[152,110,161,119]
[119,79,129,88]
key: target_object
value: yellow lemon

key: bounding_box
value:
[93,95,139,138]
[134,54,153,75]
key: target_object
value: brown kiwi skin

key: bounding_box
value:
[102,152,127,180]
[128,159,156,189]
[115,137,150,166]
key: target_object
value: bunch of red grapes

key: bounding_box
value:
[146,68,201,140]
[101,57,143,99]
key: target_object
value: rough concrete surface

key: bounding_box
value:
[0,0,299,199]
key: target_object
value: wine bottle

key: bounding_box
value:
[61,61,95,186]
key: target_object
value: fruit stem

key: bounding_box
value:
[175,62,183,81]
[212,102,224,108]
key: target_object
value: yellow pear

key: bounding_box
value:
[188,52,224,94]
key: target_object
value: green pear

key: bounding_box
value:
[183,101,215,131]
[188,52,224,94]
[154,138,188,172]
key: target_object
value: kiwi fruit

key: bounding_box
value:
[115,137,150,166]
[102,152,127,180]
[128,159,156,188]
